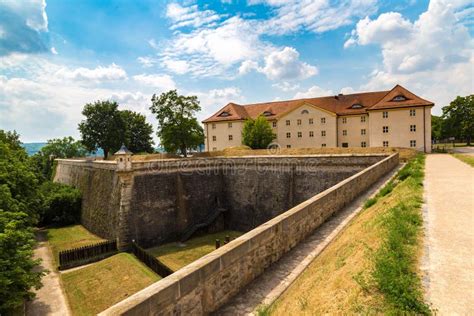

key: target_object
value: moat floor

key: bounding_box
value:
[215,165,400,315]
[422,154,474,314]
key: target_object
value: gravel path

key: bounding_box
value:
[422,154,474,314]
[25,231,71,316]
[215,165,401,315]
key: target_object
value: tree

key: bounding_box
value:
[38,182,82,226]
[442,95,474,145]
[431,115,443,142]
[120,110,154,153]
[149,90,204,157]
[78,101,125,159]
[31,137,87,179]
[0,130,44,313]
[242,115,276,149]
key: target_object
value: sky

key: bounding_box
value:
[0,0,472,143]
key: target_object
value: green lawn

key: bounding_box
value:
[47,224,104,266]
[61,253,160,316]
[452,154,474,167]
[147,230,242,271]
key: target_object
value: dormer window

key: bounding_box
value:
[301,109,309,114]
[218,111,231,117]
[392,95,407,101]
[351,104,363,109]
[263,111,273,116]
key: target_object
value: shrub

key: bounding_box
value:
[39,182,82,226]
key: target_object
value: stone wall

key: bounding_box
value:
[99,153,398,315]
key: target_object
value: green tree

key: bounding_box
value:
[431,115,443,142]
[149,90,204,157]
[442,95,474,145]
[0,131,44,313]
[78,100,125,159]
[31,137,87,179]
[242,115,276,149]
[38,182,82,226]
[120,110,155,153]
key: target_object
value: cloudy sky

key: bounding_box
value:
[0,0,472,143]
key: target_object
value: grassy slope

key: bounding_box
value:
[147,230,242,271]
[270,155,428,315]
[61,253,160,316]
[452,154,474,167]
[47,225,104,266]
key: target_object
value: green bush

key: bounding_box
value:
[364,197,378,209]
[39,182,82,226]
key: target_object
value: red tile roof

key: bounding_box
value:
[202,84,434,123]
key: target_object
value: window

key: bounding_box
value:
[361,116,366,123]
[410,140,416,148]
[309,131,314,137]
[383,111,388,118]
[212,147,217,151]
[410,109,416,116]
[297,131,302,138]
[212,136,217,141]
[297,119,302,125]
[301,109,309,114]
[272,121,277,128]
[361,129,366,135]
[383,141,389,147]
[392,95,407,101]
[351,104,363,109]
[228,122,232,128]
[321,130,326,137]
[228,135,233,141]
[287,145,291,148]
[383,126,389,133]
[286,120,290,126]
[361,141,367,148]
[286,132,291,138]
[410,125,416,132]
[212,123,216,129]
[263,111,273,116]
[218,111,231,117]
[309,118,314,124]
[322,143,326,147]
[343,130,347,136]
[342,117,347,124]
[342,142,348,148]
[321,117,326,124]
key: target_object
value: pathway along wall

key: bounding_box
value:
[54,155,386,248]
[99,153,398,315]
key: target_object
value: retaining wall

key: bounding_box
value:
[99,153,398,315]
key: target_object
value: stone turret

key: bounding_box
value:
[115,144,133,171]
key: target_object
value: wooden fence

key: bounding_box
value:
[58,240,117,270]
[131,242,173,278]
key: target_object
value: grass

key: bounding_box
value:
[47,224,104,266]
[452,154,474,167]
[269,154,429,314]
[147,230,242,271]
[61,253,160,316]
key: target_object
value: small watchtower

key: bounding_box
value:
[115,144,133,171]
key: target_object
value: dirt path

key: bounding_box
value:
[215,165,401,315]
[422,154,474,314]
[25,231,71,316]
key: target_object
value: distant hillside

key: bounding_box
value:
[21,142,47,156]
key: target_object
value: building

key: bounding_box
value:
[203,85,433,153]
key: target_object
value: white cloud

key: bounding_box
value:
[132,74,176,91]
[162,58,189,75]
[192,87,243,121]
[340,86,356,94]
[259,47,317,80]
[347,0,473,113]
[56,63,127,82]
[294,85,334,99]
[51,47,58,55]
[272,81,300,92]
[137,56,156,68]
[166,3,223,30]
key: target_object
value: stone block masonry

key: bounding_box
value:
[54,155,389,250]
[92,153,398,315]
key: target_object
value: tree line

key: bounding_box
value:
[432,95,473,145]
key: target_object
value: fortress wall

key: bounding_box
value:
[53,159,121,240]
[99,153,399,316]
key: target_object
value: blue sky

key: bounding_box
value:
[0,0,472,142]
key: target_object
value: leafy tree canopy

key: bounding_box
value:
[242,115,276,149]
[120,110,155,154]
[442,95,474,145]
[78,100,125,159]
[150,90,204,157]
